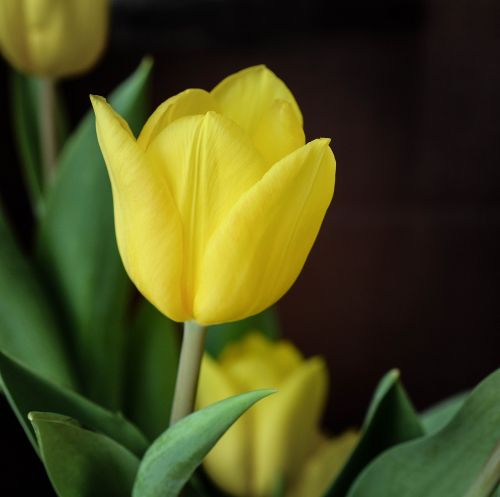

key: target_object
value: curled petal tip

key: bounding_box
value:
[316,137,332,147]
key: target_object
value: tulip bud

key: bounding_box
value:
[0,0,108,78]
[91,65,336,325]
[197,333,358,497]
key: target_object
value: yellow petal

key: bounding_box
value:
[211,65,303,136]
[220,333,304,390]
[222,349,283,391]
[90,96,188,322]
[197,355,253,497]
[0,0,108,77]
[252,99,305,165]
[287,431,359,497]
[251,357,329,497]
[146,111,267,316]
[195,139,336,325]
[137,89,219,150]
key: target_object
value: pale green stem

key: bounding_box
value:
[39,78,58,187]
[463,441,500,497]
[169,321,207,426]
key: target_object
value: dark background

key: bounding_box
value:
[1,0,499,494]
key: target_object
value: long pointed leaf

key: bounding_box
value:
[0,206,75,389]
[37,58,153,409]
[325,369,425,497]
[30,412,140,497]
[133,389,275,497]
[0,349,148,456]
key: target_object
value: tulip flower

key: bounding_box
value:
[0,0,108,78]
[197,333,358,497]
[91,65,336,326]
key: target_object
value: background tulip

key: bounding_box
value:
[197,333,358,497]
[0,0,108,78]
[91,65,336,326]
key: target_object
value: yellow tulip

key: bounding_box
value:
[0,0,108,78]
[197,333,358,497]
[91,65,336,325]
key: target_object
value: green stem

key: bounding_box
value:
[169,321,207,426]
[39,77,58,187]
[463,441,500,497]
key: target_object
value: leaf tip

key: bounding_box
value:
[140,56,154,72]
[389,368,401,380]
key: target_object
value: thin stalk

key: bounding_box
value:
[38,78,58,187]
[463,441,500,497]
[169,321,207,426]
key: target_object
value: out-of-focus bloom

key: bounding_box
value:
[91,65,336,325]
[0,0,108,78]
[197,333,358,497]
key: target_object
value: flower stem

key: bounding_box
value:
[463,441,500,497]
[39,77,58,187]
[169,321,207,425]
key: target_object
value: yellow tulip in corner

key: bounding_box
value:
[91,65,336,424]
[0,0,109,186]
[0,0,108,78]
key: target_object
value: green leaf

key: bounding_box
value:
[206,306,280,357]
[9,71,69,216]
[30,412,140,497]
[325,369,424,497]
[0,206,75,389]
[132,389,275,497]
[9,70,43,213]
[37,58,153,409]
[346,369,500,497]
[0,349,148,456]
[420,391,467,435]
[124,299,180,441]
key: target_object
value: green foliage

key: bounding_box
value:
[37,58,153,409]
[346,369,500,497]
[30,412,140,497]
[420,391,467,435]
[206,306,280,357]
[132,390,275,497]
[9,71,69,216]
[326,369,424,497]
[0,349,148,456]
[0,206,76,389]
[9,71,43,212]
[124,300,180,441]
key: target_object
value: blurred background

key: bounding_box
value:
[1,0,499,493]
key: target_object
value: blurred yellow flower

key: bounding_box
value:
[0,0,108,78]
[91,65,336,325]
[197,333,358,497]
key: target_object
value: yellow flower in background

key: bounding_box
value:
[91,65,336,325]
[197,333,357,497]
[0,0,108,78]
